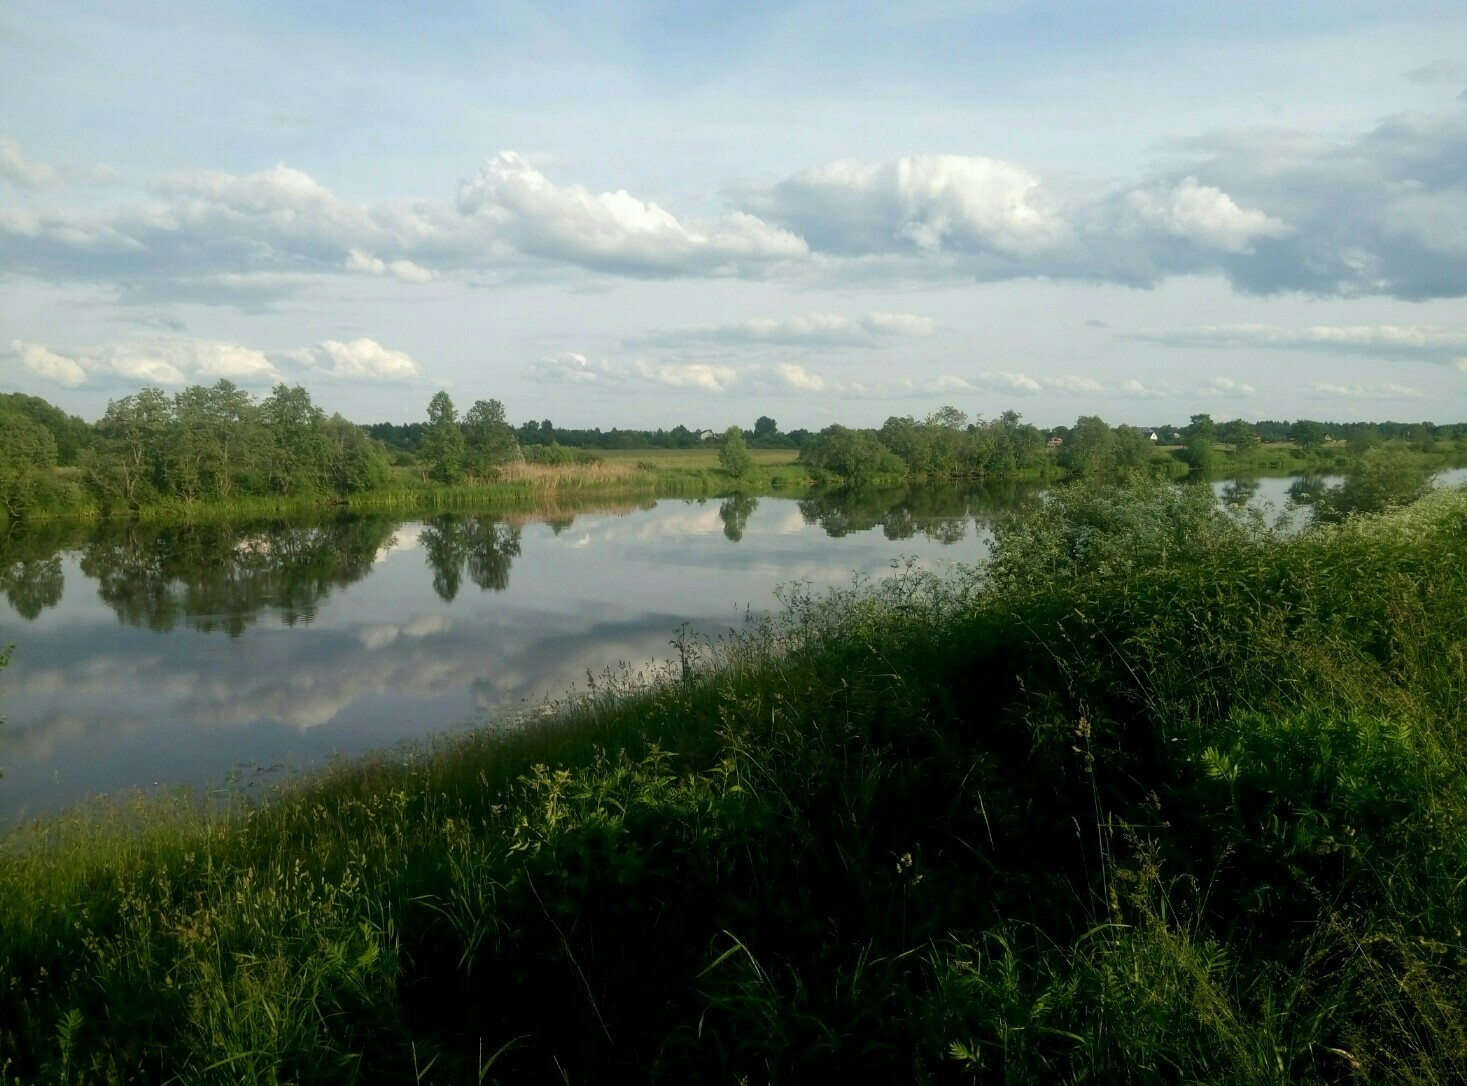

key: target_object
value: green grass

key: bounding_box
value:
[3,480,1467,1082]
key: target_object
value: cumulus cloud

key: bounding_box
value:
[6,335,420,388]
[12,340,89,387]
[632,360,738,392]
[344,248,435,282]
[771,363,826,392]
[635,309,935,349]
[742,154,1069,258]
[8,337,280,388]
[1124,177,1290,253]
[309,338,421,381]
[456,152,806,278]
[1133,323,1467,365]
[6,104,1467,304]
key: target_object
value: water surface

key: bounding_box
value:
[0,485,1020,819]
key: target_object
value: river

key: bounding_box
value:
[3,468,1463,822]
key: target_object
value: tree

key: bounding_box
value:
[1181,413,1217,474]
[1290,419,1327,451]
[83,388,171,507]
[719,425,753,479]
[0,413,59,519]
[1113,424,1153,469]
[464,398,520,478]
[798,425,904,485]
[260,384,329,495]
[324,415,392,494]
[1059,416,1116,475]
[753,416,779,440]
[422,392,466,484]
[1219,418,1259,457]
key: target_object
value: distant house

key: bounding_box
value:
[1046,435,1064,449]
[696,429,716,441]
[1148,431,1159,442]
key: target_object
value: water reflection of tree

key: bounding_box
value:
[1220,477,1261,508]
[719,495,758,542]
[421,515,523,601]
[1287,474,1327,508]
[77,516,399,636]
[0,522,71,619]
[798,484,992,544]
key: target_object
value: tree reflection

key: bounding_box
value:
[719,495,758,542]
[0,522,71,619]
[798,484,994,544]
[77,515,399,635]
[1220,477,1261,508]
[422,514,522,600]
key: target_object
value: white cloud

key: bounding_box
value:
[1202,376,1258,398]
[344,248,435,283]
[974,370,1044,395]
[1119,378,1176,398]
[744,153,1069,258]
[7,105,1467,305]
[457,152,806,277]
[771,363,826,392]
[527,352,628,385]
[631,359,738,392]
[0,138,58,189]
[1126,177,1290,253]
[6,336,421,389]
[862,310,936,337]
[12,339,89,387]
[310,339,422,382]
[7,338,280,388]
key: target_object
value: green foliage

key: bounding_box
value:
[1290,418,1327,450]
[717,425,753,479]
[1313,447,1433,522]
[421,391,467,484]
[0,393,91,466]
[0,413,59,519]
[798,424,905,484]
[462,398,520,478]
[1058,414,1117,475]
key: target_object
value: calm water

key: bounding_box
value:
[4,469,1463,822]
[0,484,1026,820]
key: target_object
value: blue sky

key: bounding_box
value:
[3,0,1467,429]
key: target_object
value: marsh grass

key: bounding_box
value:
[3,481,1467,1082]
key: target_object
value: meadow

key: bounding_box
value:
[2,477,1466,1082]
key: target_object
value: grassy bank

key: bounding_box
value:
[3,481,1467,1082]
[11,449,819,524]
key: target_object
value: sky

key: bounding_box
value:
[3,1,1467,431]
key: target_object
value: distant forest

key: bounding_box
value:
[3,382,1466,518]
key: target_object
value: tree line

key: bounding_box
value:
[3,383,1466,518]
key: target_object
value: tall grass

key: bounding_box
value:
[2,480,1466,1082]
